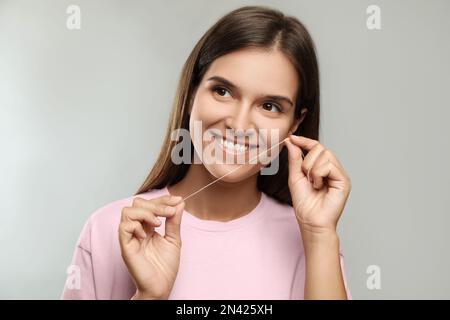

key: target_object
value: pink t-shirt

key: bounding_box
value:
[61,186,352,299]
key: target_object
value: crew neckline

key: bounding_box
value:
[162,186,268,232]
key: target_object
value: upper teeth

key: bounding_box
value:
[218,137,248,152]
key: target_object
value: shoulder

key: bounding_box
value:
[76,188,167,251]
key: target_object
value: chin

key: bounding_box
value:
[203,162,260,183]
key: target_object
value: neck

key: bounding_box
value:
[167,164,261,222]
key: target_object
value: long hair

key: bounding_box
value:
[134,5,320,206]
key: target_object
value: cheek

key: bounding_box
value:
[254,117,291,142]
[191,92,225,125]
[189,93,225,148]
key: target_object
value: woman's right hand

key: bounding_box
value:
[118,194,185,300]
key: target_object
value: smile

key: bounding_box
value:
[212,134,258,155]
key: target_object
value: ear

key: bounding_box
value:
[289,108,308,134]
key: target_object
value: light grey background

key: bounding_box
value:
[1,0,449,299]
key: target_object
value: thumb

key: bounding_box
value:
[164,201,185,247]
[285,138,306,181]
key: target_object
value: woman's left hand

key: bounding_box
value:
[284,135,352,236]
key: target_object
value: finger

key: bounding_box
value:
[284,138,306,180]
[311,159,350,191]
[119,220,147,245]
[122,206,162,226]
[290,136,346,181]
[127,220,148,240]
[132,196,181,217]
[310,157,329,189]
[307,148,336,188]
[164,201,185,248]
[289,135,320,153]
[157,194,185,206]
[311,148,346,179]
[301,144,326,183]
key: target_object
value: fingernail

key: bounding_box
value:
[165,206,176,214]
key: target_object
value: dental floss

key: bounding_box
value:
[180,137,290,202]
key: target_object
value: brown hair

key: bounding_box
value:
[134,5,320,206]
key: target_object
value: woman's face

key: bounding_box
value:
[188,47,304,182]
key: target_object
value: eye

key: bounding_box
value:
[262,102,282,113]
[212,86,232,98]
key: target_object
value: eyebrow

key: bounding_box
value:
[206,76,294,107]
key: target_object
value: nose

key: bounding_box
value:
[224,102,256,137]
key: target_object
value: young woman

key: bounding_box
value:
[62,5,352,300]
